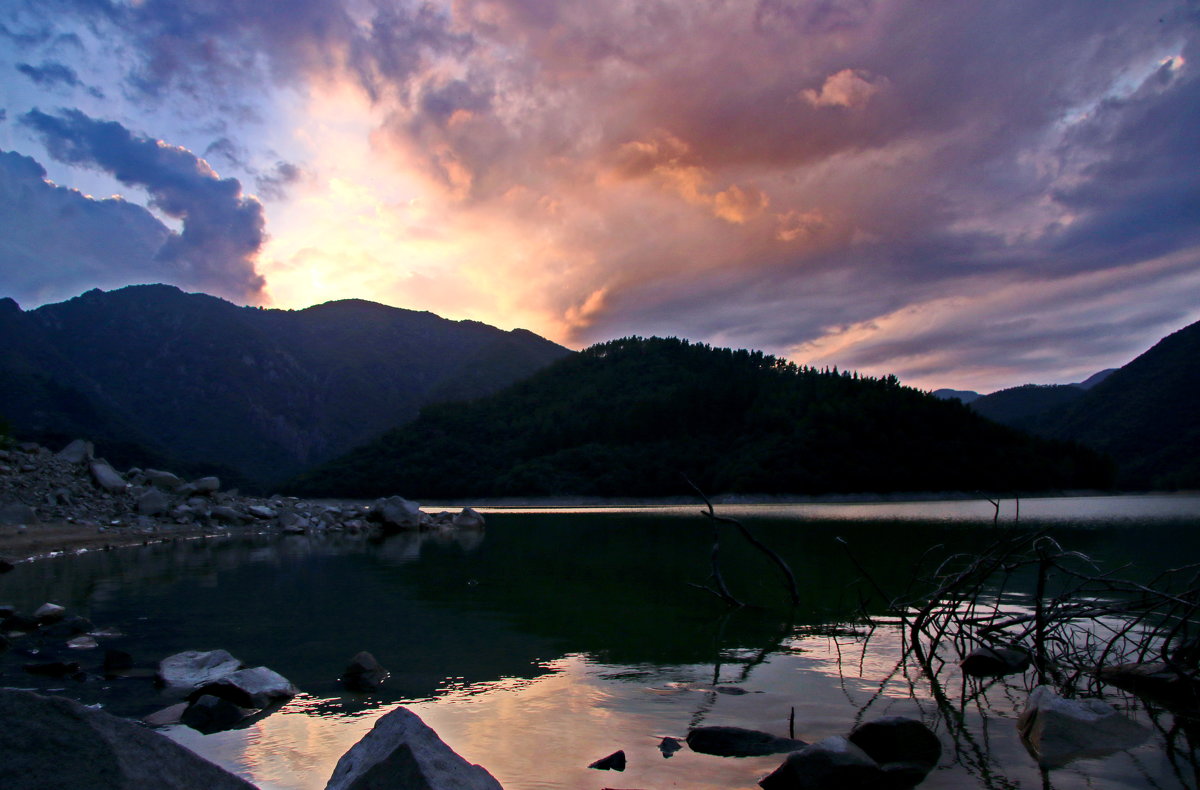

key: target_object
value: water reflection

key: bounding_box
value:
[2,497,1199,788]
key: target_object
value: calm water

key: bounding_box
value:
[3,494,1200,789]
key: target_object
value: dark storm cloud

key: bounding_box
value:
[0,149,170,305]
[19,108,266,300]
[17,60,81,87]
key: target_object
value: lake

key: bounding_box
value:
[2,494,1199,789]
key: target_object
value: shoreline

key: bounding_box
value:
[0,520,262,565]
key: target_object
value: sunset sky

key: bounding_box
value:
[1,1,1197,392]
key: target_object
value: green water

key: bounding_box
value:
[2,495,1199,789]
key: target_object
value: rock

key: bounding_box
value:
[686,726,807,757]
[1017,685,1150,768]
[0,502,39,525]
[589,750,626,770]
[89,460,128,493]
[960,645,1031,677]
[847,716,941,784]
[452,507,486,529]
[759,736,884,790]
[0,557,15,573]
[2,613,40,633]
[209,505,244,525]
[325,705,503,790]
[659,737,682,758]
[42,615,94,638]
[158,649,242,694]
[103,649,135,674]
[66,635,99,650]
[191,476,221,495]
[144,469,184,491]
[193,665,297,708]
[371,496,424,531]
[136,488,171,516]
[144,702,189,727]
[0,688,256,789]
[181,694,253,733]
[23,661,82,678]
[33,602,67,623]
[1097,661,1200,711]
[247,505,277,519]
[56,439,94,464]
[342,651,389,691]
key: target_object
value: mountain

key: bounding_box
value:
[968,369,1117,425]
[931,388,980,404]
[1025,321,1200,488]
[0,285,570,489]
[288,336,1112,499]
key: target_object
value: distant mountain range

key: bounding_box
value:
[933,320,1200,488]
[0,285,570,490]
[288,336,1112,499]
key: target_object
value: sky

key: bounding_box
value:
[1,0,1198,393]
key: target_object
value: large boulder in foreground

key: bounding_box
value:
[759,736,884,789]
[325,705,502,790]
[847,716,941,787]
[1017,685,1150,768]
[0,688,255,790]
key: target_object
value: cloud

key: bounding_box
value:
[0,149,169,305]
[17,60,80,88]
[254,160,304,202]
[17,109,266,301]
[801,69,885,109]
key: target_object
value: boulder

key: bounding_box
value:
[66,635,99,650]
[453,507,486,529]
[33,602,67,623]
[247,505,277,520]
[342,651,390,692]
[0,502,38,526]
[209,505,244,525]
[371,496,424,531]
[193,666,298,708]
[325,705,503,790]
[144,702,189,727]
[56,440,94,464]
[1017,685,1150,768]
[144,469,184,491]
[1097,661,1200,711]
[759,736,884,790]
[0,688,256,789]
[847,716,941,785]
[687,725,807,757]
[158,649,242,695]
[137,488,172,516]
[659,736,683,758]
[89,461,128,494]
[589,750,626,770]
[960,645,1031,678]
[192,477,221,495]
[0,557,14,573]
[181,694,253,733]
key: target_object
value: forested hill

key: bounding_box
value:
[288,337,1112,499]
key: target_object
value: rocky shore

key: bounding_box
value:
[0,438,484,565]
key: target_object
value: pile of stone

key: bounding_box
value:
[0,439,484,545]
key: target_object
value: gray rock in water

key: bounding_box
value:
[33,602,66,623]
[137,488,172,516]
[144,469,185,491]
[195,666,298,708]
[1017,685,1150,768]
[960,645,1031,677]
[0,688,256,789]
[588,750,626,771]
[371,496,424,531]
[452,507,486,529]
[0,502,38,526]
[325,705,503,790]
[89,460,128,493]
[1097,661,1200,711]
[158,649,242,695]
[247,505,277,520]
[759,736,883,790]
[209,505,244,525]
[687,725,807,757]
[847,716,941,785]
[56,439,94,464]
[181,694,253,733]
[342,651,389,692]
[659,737,683,758]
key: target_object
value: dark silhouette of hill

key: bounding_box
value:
[968,369,1116,426]
[1025,321,1200,488]
[288,336,1112,499]
[0,285,570,489]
